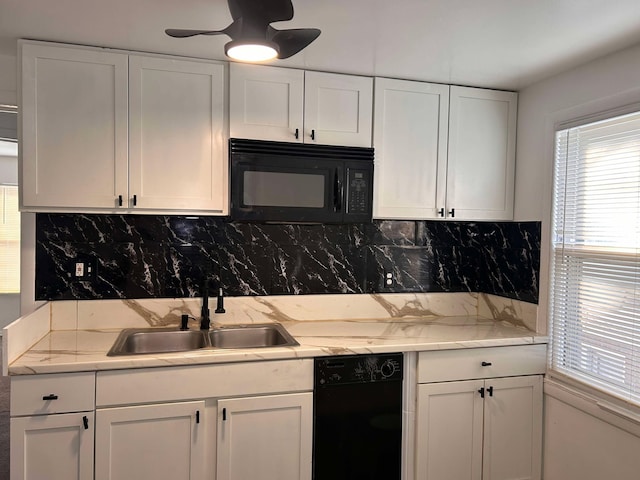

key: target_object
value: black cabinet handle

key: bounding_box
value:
[478,387,485,398]
[118,195,123,207]
[311,129,316,141]
[82,416,89,430]
[448,208,455,218]
[222,407,227,421]
[196,410,200,424]
[42,394,58,401]
[294,128,299,140]
[133,194,137,206]
[487,386,494,397]
[481,361,492,367]
[438,208,445,217]
[333,168,342,213]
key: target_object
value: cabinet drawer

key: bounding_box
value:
[96,359,313,407]
[11,372,96,416]
[418,344,546,383]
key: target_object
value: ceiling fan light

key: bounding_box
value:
[225,41,279,62]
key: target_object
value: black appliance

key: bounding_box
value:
[313,353,403,480]
[230,138,374,223]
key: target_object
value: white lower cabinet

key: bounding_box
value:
[216,392,313,480]
[93,359,314,480]
[9,372,96,480]
[95,401,206,480]
[10,412,95,480]
[415,346,545,480]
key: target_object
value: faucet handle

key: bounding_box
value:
[215,288,226,314]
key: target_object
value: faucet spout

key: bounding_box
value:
[200,283,210,330]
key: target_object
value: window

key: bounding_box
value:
[550,109,640,406]
[0,184,19,293]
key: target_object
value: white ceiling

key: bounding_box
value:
[1,0,640,90]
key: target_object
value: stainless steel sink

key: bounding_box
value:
[107,328,208,356]
[107,323,298,356]
[208,323,299,349]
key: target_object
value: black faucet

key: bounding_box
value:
[200,283,210,330]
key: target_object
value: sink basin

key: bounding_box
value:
[107,323,298,355]
[107,328,208,356]
[208,324,299,349]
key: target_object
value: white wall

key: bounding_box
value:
[544,394,640,480]
[0,53,17,105]
[515,41,640,479]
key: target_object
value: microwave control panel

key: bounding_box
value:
[347,168,371,214]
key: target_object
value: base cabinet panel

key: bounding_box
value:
[10,412,94,480]
[416,375,542,480]
[95,401,206,480]
[482,376,542,480]
[216,392,313,480]
[416,380,484,480]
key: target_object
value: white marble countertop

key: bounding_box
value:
[8,314,546,375]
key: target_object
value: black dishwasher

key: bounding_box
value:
[313,353,403,480]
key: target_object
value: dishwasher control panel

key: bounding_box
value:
[314,353,403,386]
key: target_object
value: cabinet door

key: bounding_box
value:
[10,412,94,480]
[304,71,373,147]
[21,43,128,210]
[95,401,206,480]
[373,78,449,219]
[416,380,484,480]
[217,392,313,480]
[129,55,227,213]
[446,86,517,220]
[483,376,542,480]
[229,63,304,143]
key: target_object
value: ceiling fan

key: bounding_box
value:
[165,0,321,62]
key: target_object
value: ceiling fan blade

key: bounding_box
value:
[165,28,227,38]
[228,0,294,23]
[269,27,321,59]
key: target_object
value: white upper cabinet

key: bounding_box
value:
[373,78,449,219]
[20,41,228,214]
[128,55,227,212]
[229,64,304,143]
[230,63,373,147]
[21,43,129,210]
[373,80,517,221]
[303,71,373,147]
[446,86,517,221]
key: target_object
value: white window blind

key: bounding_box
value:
[0,184,20,293]
[550,109,640,406]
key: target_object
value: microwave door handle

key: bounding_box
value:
[333,168,343,213]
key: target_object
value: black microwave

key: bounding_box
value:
[230,138,374,223]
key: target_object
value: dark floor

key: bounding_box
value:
[0,342,10,479]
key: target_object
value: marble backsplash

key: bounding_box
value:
[35,215,540,303]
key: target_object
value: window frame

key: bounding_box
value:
[548,106,640,413]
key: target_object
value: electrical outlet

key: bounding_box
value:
[383,271,395,288]
[71,257,97,282]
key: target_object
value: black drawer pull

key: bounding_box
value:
[83,416,89,430]
[42,394,59,401]
[481,361,492,367]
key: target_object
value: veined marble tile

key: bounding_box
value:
[478,293,537,331]
[69,293,481,330]
[76,298,203,330]
[50,301,78,331]
[2,303,50,374]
